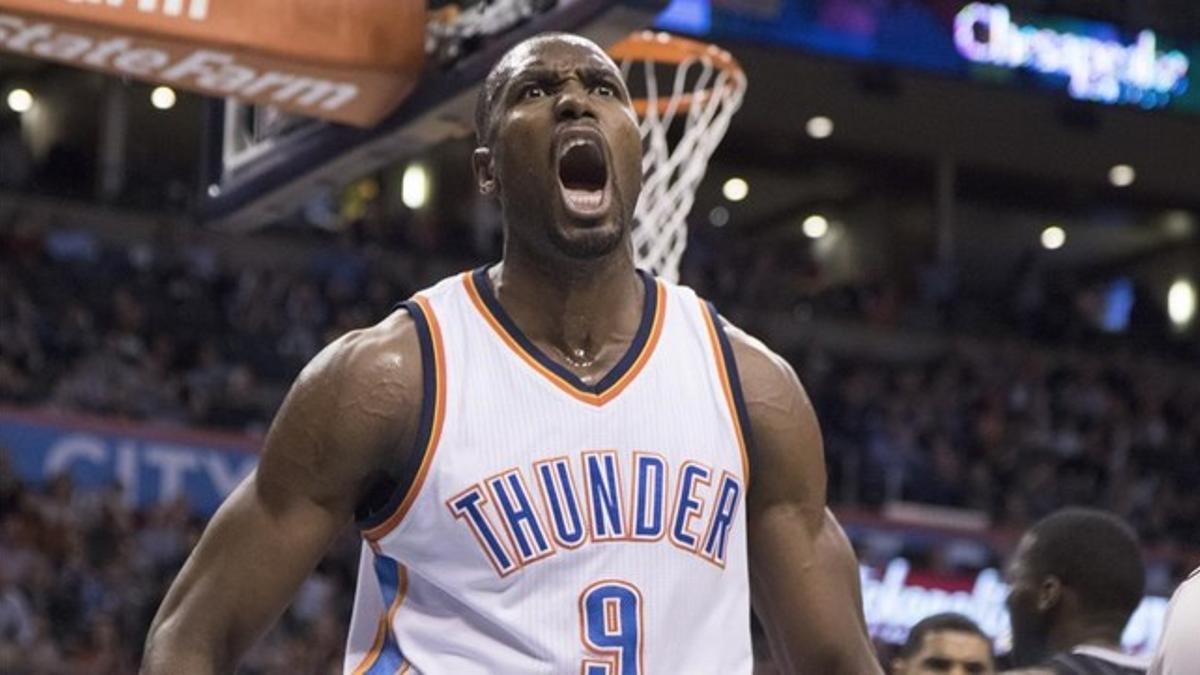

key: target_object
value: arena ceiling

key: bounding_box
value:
[3,1,1200,223]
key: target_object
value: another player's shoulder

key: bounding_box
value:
[1040,648,1149,675]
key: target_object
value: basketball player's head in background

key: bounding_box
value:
[1004,508,1144,668]
[891,612,995,675]
[472,33,642,271]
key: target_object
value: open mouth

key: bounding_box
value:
[556,129,610,217]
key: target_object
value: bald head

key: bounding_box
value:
[474,32,625,145]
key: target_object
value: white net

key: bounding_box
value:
[614,32,747,282]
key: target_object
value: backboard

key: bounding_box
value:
[202,0,670,231]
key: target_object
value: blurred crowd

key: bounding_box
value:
[4,218,1199,548]
[0,451,358,674]
[0,217,431,435]
[806,338,1200,548]
[3,215,1200,670]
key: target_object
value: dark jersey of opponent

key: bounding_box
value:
[1042,648,1147,675]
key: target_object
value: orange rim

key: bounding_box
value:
[608,31,744,116]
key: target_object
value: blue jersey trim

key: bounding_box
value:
[470,266,658,395]
[357,300,437,530]
[704,302,756,475]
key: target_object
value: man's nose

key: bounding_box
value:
[554,81,593,122]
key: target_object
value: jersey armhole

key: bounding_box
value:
[358,296,447,541]
[701,300,756,486]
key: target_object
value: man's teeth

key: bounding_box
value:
[564,187,604,210]
[560,137,597,157]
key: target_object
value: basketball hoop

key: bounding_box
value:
[609,31,747,282]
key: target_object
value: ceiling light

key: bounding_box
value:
[806,116,834,139]
[1041,225,1066,250]
[708,206,730,227]
[402,163,430,210]
[150,86,177,110]
[6,88,32,113]
[722,177,749,202]
[1108,164,1136,187]
[803,214,829,239]
[1168,279,1196,328]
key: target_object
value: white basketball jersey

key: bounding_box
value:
[1150,567,1200,675]
[343,268,754,675]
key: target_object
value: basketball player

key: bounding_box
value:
[141,33,880,673]
[1002,508,1148,674]
[891,613,995,675]
[1149,566,1200,674]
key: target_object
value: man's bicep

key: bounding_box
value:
[148,468,351,665]
[723,324,825,524]
[144,315,422,671]
[748,507,873,668]
[727,328,879,673]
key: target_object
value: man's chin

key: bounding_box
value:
[550,220,626,260]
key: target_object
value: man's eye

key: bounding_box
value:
[594,84,616,97]
[522,85,547,99]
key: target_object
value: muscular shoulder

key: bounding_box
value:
[292,308,423,419]
[722,324,805,411]
[256,309,424,514]
[722,322,826,517]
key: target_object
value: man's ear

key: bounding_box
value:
[473,147,498,196]
[1037,576,1063,612]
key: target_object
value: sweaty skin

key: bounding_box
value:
[141,34,879,674]
[141,310,423,672]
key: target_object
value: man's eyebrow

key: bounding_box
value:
[509,64,620,85]
[579,65,622,81]
[501,66,562,95]
[510,65,555,81]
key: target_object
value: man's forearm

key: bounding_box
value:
[141,614,231,675]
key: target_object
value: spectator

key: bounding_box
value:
[890,613,995,675]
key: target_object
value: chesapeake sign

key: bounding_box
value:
[954,2,1190,108]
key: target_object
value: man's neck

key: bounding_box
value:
[491,245,643,373]
[1048,617,1124,656]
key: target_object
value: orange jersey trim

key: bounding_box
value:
[363,295,447,541]
[699,300,751,487]
[351,561,410,675]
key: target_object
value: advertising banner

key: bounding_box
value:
[0,406,259,515]
[862,557,1168,655]
[658,0,1197,114]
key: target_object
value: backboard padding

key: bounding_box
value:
[202,0,668,230]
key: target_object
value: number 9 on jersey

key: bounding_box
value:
[580,580,644,675]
